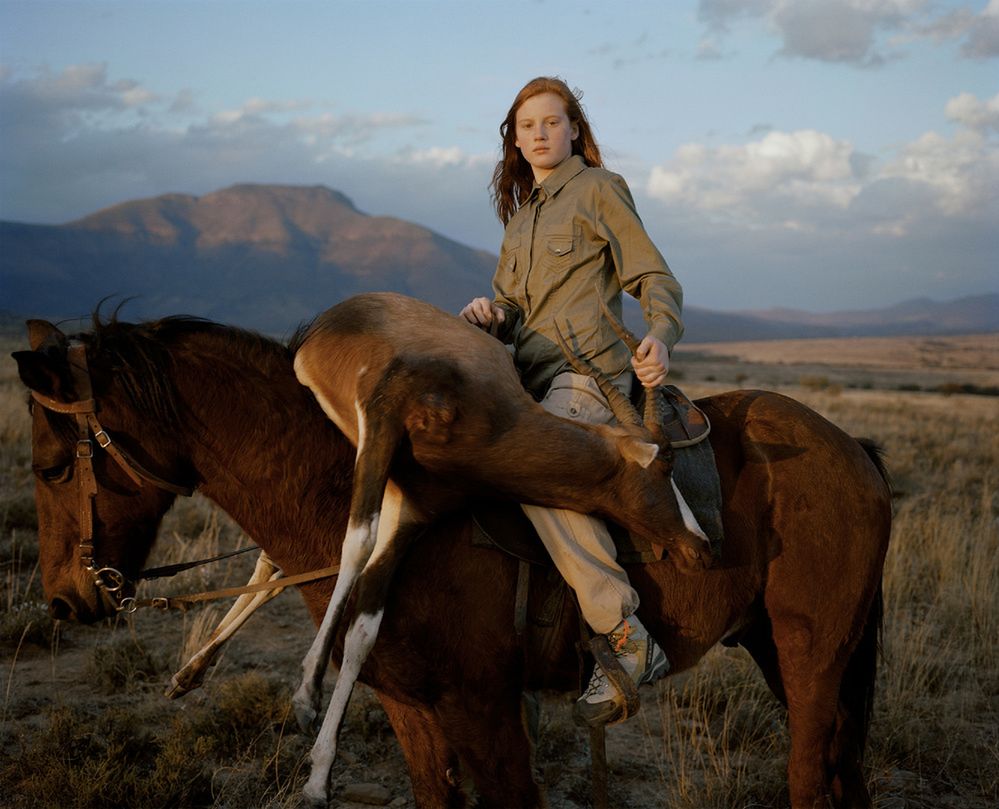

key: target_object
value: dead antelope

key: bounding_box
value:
[290,291,710,805]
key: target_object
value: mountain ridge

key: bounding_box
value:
[2,183,996,340]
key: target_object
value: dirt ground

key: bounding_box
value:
[4,573,697,808]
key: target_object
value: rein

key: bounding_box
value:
[31,342,339,613]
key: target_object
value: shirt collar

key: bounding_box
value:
[531,154,587,201]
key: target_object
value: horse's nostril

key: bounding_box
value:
[49,597,74,621]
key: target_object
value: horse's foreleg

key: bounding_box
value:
[302,484,422,807]
[377,693,467,808]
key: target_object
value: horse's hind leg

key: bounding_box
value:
[769,616,848,808]
[826,586,882,807]
[303,485,422,806]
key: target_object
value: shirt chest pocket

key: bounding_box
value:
[542,230,576,271]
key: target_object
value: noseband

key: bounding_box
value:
[30,342,195,612]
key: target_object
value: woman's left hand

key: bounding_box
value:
[631,335,670,388]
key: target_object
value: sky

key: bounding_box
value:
[0,0,996,313]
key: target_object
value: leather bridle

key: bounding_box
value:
[30,341,342,615]
[30,341,196,612]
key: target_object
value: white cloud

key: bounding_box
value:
[648,129,861,225]
[946,91,999,133]
[647,92,999,234]
[879,129,998,216]
[395,146,493,169]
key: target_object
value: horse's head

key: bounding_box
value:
[13,319,195,622]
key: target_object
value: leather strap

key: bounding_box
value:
[120,563,341,613]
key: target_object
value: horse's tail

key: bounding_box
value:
[843,578,883,754]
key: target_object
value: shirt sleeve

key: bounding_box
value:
[490,238,523,345]
[594,174,684,351]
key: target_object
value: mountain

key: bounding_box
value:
[0,184,497,333]
[2,184,995,340]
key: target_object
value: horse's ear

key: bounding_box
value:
[26,319,66,351]
[12,350,65,398]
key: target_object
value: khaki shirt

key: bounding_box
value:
[492,154,684,399]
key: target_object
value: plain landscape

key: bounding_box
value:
[1,329,997,808]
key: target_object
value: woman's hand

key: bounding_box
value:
[460,297,506,335]
[631,335,670,388]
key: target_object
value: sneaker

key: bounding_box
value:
[573,615,670,728]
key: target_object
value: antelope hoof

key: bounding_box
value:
[301,778,329,808]
[292,684,319,733]
[164,667,205,699]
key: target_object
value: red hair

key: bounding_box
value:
[490,77,603,224]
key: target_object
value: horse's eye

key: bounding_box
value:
[34,464,72,484]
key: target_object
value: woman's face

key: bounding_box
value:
[514,92,578,182]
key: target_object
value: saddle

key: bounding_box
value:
[654,385,712,448]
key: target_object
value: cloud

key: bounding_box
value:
[646,90,999,235]
[698,0,998,65]
[963,0,999,57]
[648,129,862,227]
[945,90,999,133]
[0,64,436,213]
[913,0,999,59]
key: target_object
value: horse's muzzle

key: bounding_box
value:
[49,591,107,623]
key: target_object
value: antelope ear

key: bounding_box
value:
[12,350,64,398]
[26,319,66,351]
[619,436,659,468]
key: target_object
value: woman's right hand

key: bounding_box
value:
[460,297,506,334]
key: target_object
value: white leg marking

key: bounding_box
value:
[293,403,379,729]
[167,553,282,698]
[302,482,417,805]
[671,478,711,543]
[293,512,378,730]
[302,607,386,805]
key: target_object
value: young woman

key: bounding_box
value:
[460,76,685,727]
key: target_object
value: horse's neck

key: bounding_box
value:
[174,349,352,572]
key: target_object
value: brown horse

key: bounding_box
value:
[14,313,891,808]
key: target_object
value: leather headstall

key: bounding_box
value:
[30,342,195,611]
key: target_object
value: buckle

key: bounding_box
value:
[94,429,112,449]
[76,439,94,459]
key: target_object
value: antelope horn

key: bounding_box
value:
[597,295,640,354]
[553,323,643,428]
[594,293,665,437]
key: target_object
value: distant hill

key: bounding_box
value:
[0,184,497,334]
[2,183,996,341]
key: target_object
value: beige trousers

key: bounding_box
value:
[522,372,640,635]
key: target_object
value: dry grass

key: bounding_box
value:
[1,332,997,807]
